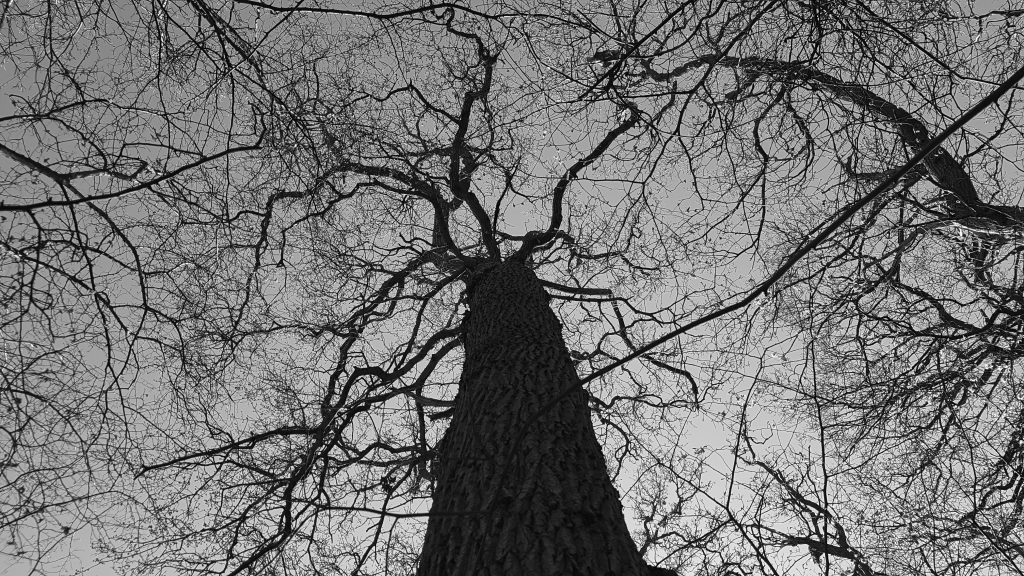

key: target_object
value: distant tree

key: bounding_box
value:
[1,1,1022,576]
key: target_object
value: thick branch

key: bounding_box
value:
[512,103,641,260]
[637,55,1024,231]
[447,38,501,259]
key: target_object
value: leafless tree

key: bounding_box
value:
[1,1,1022,575]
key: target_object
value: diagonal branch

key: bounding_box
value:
[638,54,1024,232]
[513,102,641,260]
[583,60,1024,385]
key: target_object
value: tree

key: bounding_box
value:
[1,1,1022,575]
[417,259,654,575]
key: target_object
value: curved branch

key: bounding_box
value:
[447,40,501,259]
[512,102,641,260]
[583,60,1024,384]
[640,54,1024,231]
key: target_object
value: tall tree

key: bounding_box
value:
[417,259,651,575]
[1,1,1022,576]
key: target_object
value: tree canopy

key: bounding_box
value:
[2,0,1023,575]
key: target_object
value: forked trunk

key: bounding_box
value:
[417,260,649,576]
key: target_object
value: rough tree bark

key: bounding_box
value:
[417,259,654,576]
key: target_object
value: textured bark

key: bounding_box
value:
[417,260,648,576]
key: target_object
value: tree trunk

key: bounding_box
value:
[417,260,649,576]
